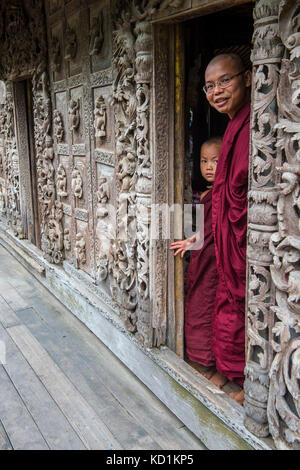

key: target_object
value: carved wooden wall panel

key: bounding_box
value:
[244,0,283,439]
[0,84,23,238]
[267,0,300,450]
[89,2,112,72]
[244,0,300,449]
[46,0,114,280]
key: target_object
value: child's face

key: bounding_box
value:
[200,143,220,183]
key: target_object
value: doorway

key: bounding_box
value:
[14,79,40,248]
[171,2,254,394]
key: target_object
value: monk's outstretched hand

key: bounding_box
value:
[169,235,197,258]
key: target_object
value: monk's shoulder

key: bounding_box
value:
[230,123,250,188]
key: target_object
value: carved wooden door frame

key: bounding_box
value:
[152,21,186,354]
[13,78,40,247]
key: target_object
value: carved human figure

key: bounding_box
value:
[97,177,110,204]
[71,167,83,199]
[118,151,136,192]
[75,232,86,266]
[89,13,104,56]
[51,36,61,71]
[56,163,68,197]
[97,253,109,281]
[43,135,55,161]
[45,201,64,264]
[63,228,71,251]
[64,23,77,60]
[94,95,107,140]
[68,99,80,132]
[53,109,64,142]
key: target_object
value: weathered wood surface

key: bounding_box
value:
[0,244,205,450]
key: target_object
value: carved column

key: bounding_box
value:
[32,61,63,264]
[244,0,284,438]
[266,0,300,450]
[111,0,186,346]
[111,1,139,331]
[133,18,154,347]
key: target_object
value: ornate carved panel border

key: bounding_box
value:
[244,0,300,449]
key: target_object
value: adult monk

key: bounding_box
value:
[203,53,251,404]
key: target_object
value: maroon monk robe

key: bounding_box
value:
[212,101,250,387]
[185,189,218,367]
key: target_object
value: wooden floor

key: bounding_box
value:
[0,244,206,450]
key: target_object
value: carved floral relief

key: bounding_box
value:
[0,84,23,238]
[244,0,300,449]
[266,0,300,450]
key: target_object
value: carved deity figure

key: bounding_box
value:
[43,135,55,161]
[71,167,83,199]
[64,23,77,60]
[94,95,107,140]
[118,151,136,192]
[53,109,64,142]
[97,177,110,204]
[51,36,61,71]
[89,12,104,56]
[75,232,86,266]
[68,99,80,132]
[63,228,71,251]
[56,163,68,198]
[46,201,64,264]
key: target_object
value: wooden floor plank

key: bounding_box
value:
[0,280,29,312]
[0,365,49,450]
[0,243,205,450]
[6,324,123,450]
[0,296,22,329]
[14,306,163,450]
[0,323,86,450]
[18,299,204,450]
[0,418,12,450]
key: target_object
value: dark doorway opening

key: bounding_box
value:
[14,79,40,248]
[184,3,253,198]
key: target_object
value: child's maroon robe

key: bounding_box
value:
[185,189,218,367]
[212,101,250,387]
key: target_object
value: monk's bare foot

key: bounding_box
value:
[229,389,245,406]
[186,359,216,379]
[209,371,228,389]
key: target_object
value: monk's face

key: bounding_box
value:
[200,142,220,183]
[204,57,251,119]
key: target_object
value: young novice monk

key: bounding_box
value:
[170,137,222,379]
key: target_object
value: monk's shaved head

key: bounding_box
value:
[206,53,245,72]
[204,52,251,119]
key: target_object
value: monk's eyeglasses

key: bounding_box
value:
[203,70,246,95]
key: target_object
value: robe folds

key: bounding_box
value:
[185,189,218,367]
[212,101,251,387]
